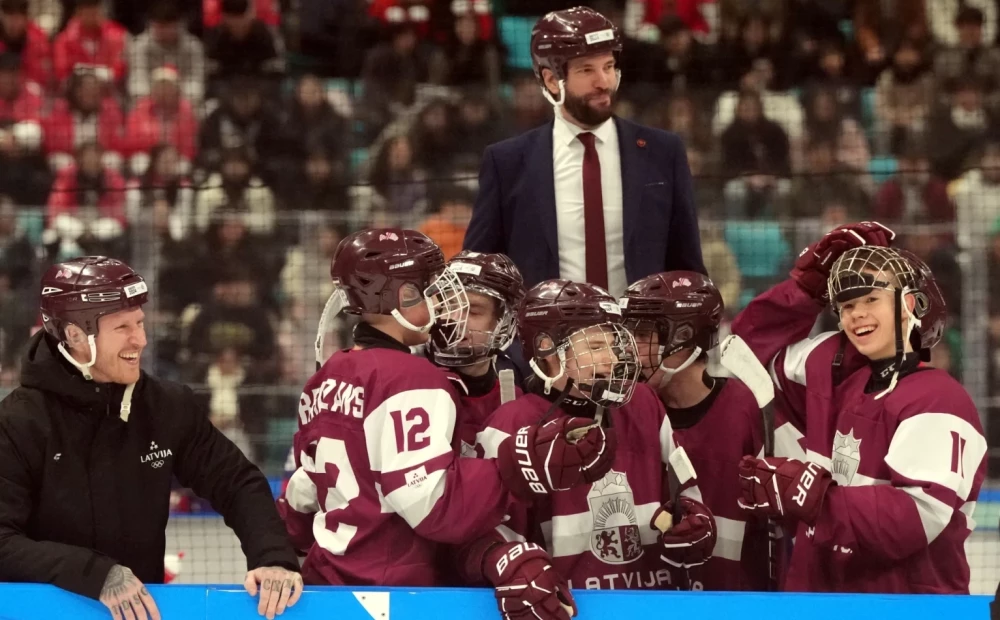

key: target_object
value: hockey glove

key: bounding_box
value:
[791,221,895,301]
[651,497,717,569]
[738,456,835,525]
[484,542,576,620]
[497,416,616,501]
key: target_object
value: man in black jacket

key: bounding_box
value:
[0,256,302,620]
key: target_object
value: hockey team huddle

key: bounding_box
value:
[276,221,986,618]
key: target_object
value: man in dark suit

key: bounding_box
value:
[463,6,705,296]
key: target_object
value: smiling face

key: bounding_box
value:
[837,280,916,361]
[67,307,147,384]
[545,52,617,128]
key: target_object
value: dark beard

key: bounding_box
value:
[563,89,615,127]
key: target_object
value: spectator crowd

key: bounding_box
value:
[0,0,998,473]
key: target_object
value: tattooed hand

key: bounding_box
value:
[243,566,304,619]
[99,565,161,620]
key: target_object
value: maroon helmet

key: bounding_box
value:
[329,228,469,348]
[430,251,526,367]
[897,249,946,353]
[621,271,724,380]
[39,256,148,342]
[531,6,622,104]
[518,279,639,407]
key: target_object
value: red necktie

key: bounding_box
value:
[578,132,608,290]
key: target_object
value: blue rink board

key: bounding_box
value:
[0,584,991,620]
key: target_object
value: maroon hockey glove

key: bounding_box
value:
[651,497,717,569]
[791,221,895,301]
[738,456,834,524]
[497,416,616,501]
[484,542,577,620]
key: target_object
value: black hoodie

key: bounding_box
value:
[0,332,298,599]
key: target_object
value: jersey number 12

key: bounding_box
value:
[390,407,431,453]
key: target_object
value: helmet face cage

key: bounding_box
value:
[623,317,696,381]
[431,284,515,367]
[828,247,926,315]
[558,322,640,408]
[423,266,471,351]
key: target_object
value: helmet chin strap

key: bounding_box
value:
[529,348,567,395]
[874,288,921,400]
[540,70,623,110]
[656,346,702,390]
[58,335,97,381]
[57,334,138,421]
[391,305,435,334]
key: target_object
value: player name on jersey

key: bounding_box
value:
[299,378,365,424]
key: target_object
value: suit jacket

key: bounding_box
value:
[463,116,706,289]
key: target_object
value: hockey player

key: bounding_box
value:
[425,250,526,455]
[732,225,987,593]
[460,280,717,620]
[620,271,770,591]
[278,230,616,587]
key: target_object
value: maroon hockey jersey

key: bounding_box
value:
[477,383,704,591]
[669,377,770,591]
[278,346,512,586]
[732,280,987,593]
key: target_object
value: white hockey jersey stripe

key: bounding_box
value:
[659,415,678,467]
[781,332,839,386]
[284,468,319,514]
[543,502,662,559]
[960,501,977,531]
[713,516,747,562]
[899,486,953,544]
[383,468,448,529]
[886,413,987,501]
[476,427,510,460]
[806,449,889,486]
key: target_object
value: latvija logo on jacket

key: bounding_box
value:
[141,441,174,468]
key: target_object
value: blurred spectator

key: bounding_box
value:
[928,0,996,47]
[409,98,458,178]
[427,0,495,45]
[125,65,198,175]
[452,91,505,171]
[128,0,207,106]
[365,133,427,220]
[52,0,128,88]
[721,90,791,177]
[927,77,998,180]
[699,225,742,314]
[0,0,51,90]
[28,0,61,37]
[898,224,962,312]
[126,143,195,238]
[873,140,955,224]
[803,41,862,122]
[429,9,501,91]
[645,92,714,155]
[802,86,872,186]
[418,184,474,260]
[686,146,725,217]
[195,146,275,235]
[204,0,279,29]
[197,76,279,172]
[0,196,34,290]
[718,12,785,89]
[359,20,432,141]
[781,137,869,219]
[641,16,717,91]
[273,74,348,178]
[712,59,804,155]
[47,141,126,225]
[853,0,930,85]
[505,71,550,134]
[204,346,254,458]
[43,68,125,171]
[0,53,41,123]
[953,141,1000,250]
[276,147,348,213]
[718,0,786,44]
[0,120,51,205]
[933,7,1000,107]
[183,265,278,379]
[0,258,37,382]
[204,0,284,93]
[368,0,433,39]
[298,0,378,78]
[873,39,935,155]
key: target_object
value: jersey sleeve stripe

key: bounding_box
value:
[283,468,319,514]
[713,516,747,562]
[885,413,987,501]
[475,427,510,460]
[898,486,954,544]
[782,332,839,387]
[496,523,526,543]
[383,468,448,529]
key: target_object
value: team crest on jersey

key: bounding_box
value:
[587,470,643,565]
[831,428,862,485]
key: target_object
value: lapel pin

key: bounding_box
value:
[636,138,646,148]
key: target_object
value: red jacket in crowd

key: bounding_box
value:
[0,81,43,124]
[124,97,198,160]
[47,165,127,225]
[369,0,495,43]
[203,0,280,28]
[642,0,712,34]
[43,97,125,157]
[0,22,52,89]
[52,18,129,86]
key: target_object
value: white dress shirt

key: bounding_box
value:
[552,111,626,296]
